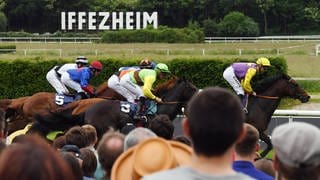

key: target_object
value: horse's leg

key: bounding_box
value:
[260,132,273,158]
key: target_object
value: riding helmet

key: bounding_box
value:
[90,60,103,70]
[155,63,171,73]
[256,57,271,67]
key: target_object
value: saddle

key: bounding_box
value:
[54,93,76,106]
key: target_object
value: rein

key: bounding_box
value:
[255,94,279,100]
[160,101,183,105]
[98,96,118,100]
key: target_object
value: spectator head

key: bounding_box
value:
[254,158,275,177]
[148,114,174,140]
[60,152,83,180]
[271,122,320,180]
[184,87,245,157]
[97,129,125,178]
[52,135,67,150]
[124,127,157,151]
[65,126,88,148]
[81,124,98,147]
[235,123,260,158]
[111,137,192,180]
[0,135,75,180]
[80,148,97,178]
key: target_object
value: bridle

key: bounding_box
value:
[255,94,279,100]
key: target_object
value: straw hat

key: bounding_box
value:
[111,137,192,180]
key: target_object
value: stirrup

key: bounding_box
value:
[243,108,248,114]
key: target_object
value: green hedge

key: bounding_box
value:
[101,26,204,43]
[0,57,286,99]
[0,44,16,53]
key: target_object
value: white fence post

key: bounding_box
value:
[202,49,205,56]
[315,44,320,56]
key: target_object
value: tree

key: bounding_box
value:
[0,11,7,31]
[256,0,274,35]
[217,11,259,36]
[4,0,55,32]
[136,0,194,27]
[304,7,320,22]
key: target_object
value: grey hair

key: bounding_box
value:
[124,127,157,151]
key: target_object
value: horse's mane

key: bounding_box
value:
[0,99,12,109]
[154,76,179,95]
[254,73,289,93]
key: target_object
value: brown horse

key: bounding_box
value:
[29,77,198,139]
[0,82,124,135]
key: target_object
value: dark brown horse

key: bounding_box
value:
[0,82,124,135]
[29,77,198,139]
[247,73,309,157]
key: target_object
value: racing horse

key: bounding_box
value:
[0,81,124,135]
[29,77,198,139]
[247,73,309,157]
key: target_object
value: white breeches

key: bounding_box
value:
[61,73,84,93]
[46,68,70,94]
[119,74,144,103]
[107,74,132,99]
[223,66,244,95]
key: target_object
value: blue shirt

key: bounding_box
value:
[233,161,274,180]
[67,67,93,87]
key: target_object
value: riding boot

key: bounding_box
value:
[238,94,248,114]
[74,92,86,101]
[133,97,147,126]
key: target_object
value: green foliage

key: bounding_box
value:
[0,11,6,32]
[101,26,204,43]
[0,57,287,99]
[217,11,260,37]
[202,19,218,36]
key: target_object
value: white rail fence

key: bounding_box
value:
[316,44,320,56]
[1,36,320,56]
[274,110,320,123]
[205,35,320,43]
[1,35,320,43]
[0,37,101,43]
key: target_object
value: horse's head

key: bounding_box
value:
[159,77,198,104]
[176,77,199,103]
[155,77,198,119]
[280,74,310,103]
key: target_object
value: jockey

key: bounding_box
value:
[119,63,171,119]
[223,57,271,113]
[46,56,88,94]
[61,60,103,100]
[107,59,156,99]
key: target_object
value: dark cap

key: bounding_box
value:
[60,144,81,158]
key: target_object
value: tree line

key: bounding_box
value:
[0,0,320,36]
